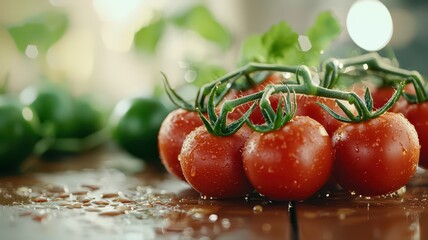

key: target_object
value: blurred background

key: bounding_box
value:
[0,0,427,106]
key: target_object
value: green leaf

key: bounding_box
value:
[237,35,267,66]
[8,11,68,54]
[304,11,341,66]
[307,11,341,50]
[172,5,231,49]
[134,18,166,54]
[237,21,299,66]
[236,12,341,67]
[261,22,299,63]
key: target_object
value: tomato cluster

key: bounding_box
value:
[158,74,422,201]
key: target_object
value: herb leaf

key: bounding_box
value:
[172,5,231,49]
[134,18,166,54]
[8,11,68,54]
[237,11,340,67]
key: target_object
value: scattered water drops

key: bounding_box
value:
[252,205,263,213]
[221,218,231,229]
[208,214,218,222]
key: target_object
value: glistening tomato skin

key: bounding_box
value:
[396,102,428,169]
[295,95,353,136]
[179,125,254,198]
[332,112,420,196]
[242,116,333,201]
[158,109,203,181]
[226,74,283,124]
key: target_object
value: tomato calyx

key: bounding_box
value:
[317,82,405,123]
[162,52,424,136]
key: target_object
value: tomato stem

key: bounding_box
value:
[162,53,423,136]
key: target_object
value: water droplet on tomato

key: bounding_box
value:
[190,166,196,177]
[355,148,360,153]
[402,147,408,155]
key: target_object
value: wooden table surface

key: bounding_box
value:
[1,146,427,240]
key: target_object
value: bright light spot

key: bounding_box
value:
[22,107,34,121]
[19,86,37,105]
[298,35,312,52]
[347,0,393,51]
[101,25,134,53]
[208,214,218,222]
[111,99,132,123]
[320,50,325,54]
[283,72,292,79]
[93,0,143,24]
[25,45,38,59]
[184,70,197,83]
[363,64,369,70]
[312,74,320,86]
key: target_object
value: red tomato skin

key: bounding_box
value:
[226,74,283,124]
[396,102,428,169]
[158,109,203,181]
[179,125,254,198]
[332,112,420,196]
[367,84,414,111]
[242,116,333,201]
[295,95,352,136]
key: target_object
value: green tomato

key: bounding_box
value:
[0,95,40,173]
[20,83,104,138]
[110,97,169,163]
[19,83,106,158]
[20,82,76,138]
[71,96,105,139]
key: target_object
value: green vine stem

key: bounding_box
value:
[162,53,419,136]
[321,52,428,103]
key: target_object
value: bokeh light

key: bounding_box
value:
[346,0,393,51]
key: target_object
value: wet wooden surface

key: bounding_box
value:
[1,147,428,240]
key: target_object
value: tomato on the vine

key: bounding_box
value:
[395,102,428,169]
[0,95,40,174]
[111,97,169,163]
[365,84,414,111]
[158,109,203,181]
[242,116,333,201]
[179,125,254,198]
[332,112,419,196]
[295,95,354,136]
[226,74,283,124]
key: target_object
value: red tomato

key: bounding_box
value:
[158,109,203,181]
[396,102,428,169]
[371,87,395,110]
[332,112,420,196]
[242,116,333,201]
[226,74,283,124]
[179,125,254,198]
[295,95,353,136]
[366,84,414,111]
